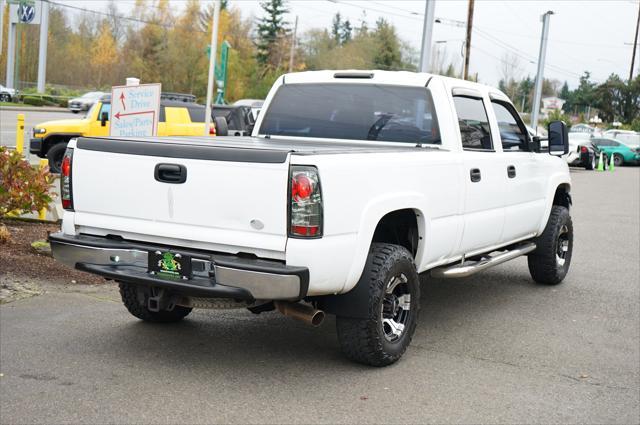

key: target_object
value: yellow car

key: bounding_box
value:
[30,93,227,173]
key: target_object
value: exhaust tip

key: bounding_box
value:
[310,310,325,327]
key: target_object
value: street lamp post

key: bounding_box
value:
[531,11,554,132]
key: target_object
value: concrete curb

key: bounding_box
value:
[0,105,69,113]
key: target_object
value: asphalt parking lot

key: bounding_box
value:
[1,167,638,424]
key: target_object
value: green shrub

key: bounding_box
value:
[0,147,55,218]
[22,96,46,107]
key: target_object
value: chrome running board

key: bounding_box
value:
[430,242,536,279]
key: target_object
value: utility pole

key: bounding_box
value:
[0,0,4,56]
[463,0,474,80]
[630,1,640,82]
[289,15,298,73]
[204,0,220,136]
[37,0,49,93]
[419,0,436,72]
[531,11,554,132]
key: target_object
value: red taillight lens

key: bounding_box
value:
[580,146,588,153]
[289,166,322,238]
[209,125,216,135]
[291,174,313,201]
[60,148,73,210]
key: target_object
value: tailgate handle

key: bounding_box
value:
[155,163,187,184]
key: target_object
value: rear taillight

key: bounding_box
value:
[209,125,216,135]
[580,146,588,153]
[60,148,73,210]
[289,166,322,238]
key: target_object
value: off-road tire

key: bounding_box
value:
[585,154,595,170]
[336,243,420,367]
[46,142,68,174]
[528,206,573,285]
[613,154,624,167]
[119,283,192,323]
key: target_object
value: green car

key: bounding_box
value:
[590,138,640,166]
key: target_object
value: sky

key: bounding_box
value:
[57,0,640,89]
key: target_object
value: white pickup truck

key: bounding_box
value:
[50,70,573,366]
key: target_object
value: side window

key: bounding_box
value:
[609,141,620,147]
[97,103,111,121]
[453,96,493,150]
[491,101,528,151]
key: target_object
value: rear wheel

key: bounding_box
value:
[336,243,420,367]
[586,154,595,170]
[0,93,11,102]
[119,283,192,323]
[46,142,68,174]
[527,206,573,285]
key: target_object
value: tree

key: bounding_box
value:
[331,13,342,45]
[594,74,640,123]
[341,19,353,44]
[372,18,401,70]
[572,71,597,115]
[91,22,118,88]
[255,0,289,68]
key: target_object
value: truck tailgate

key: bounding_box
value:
[70,138,291,258]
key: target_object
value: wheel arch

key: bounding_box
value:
[537,181,572,235]
[42,133,80,155]
[342,194,428,295]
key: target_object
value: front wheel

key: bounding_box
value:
[336,243,420,367]
[613,154,624,167]
[46,142,68,174]
[527,205,573,285]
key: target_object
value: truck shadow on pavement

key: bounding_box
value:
[74,265,549,371]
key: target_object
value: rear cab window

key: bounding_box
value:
[452,95,493,150]
[258,83,441,145]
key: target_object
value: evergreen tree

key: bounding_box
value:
[256,0,289,67]
[372,18,401,70]
[331,13,342,45]
[341,19,353,44]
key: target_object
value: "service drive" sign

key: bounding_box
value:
[109,83,161,137]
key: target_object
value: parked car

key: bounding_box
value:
[602,130,640,147]
[0,84,18,102]
[49,70,573,366]
[211,105,256,136]
[590,137,640,166]
[31,93,228,173]
[567,133,598,170]
[233,98,264,121]
[67,91,105,113]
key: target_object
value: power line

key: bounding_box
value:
[47,0,206,33]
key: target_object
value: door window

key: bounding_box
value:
[453,96,493,150]
[491,101,528,151]
[96,103,111,121]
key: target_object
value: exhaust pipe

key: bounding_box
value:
[275,301,325,327]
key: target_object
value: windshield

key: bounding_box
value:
[258,83,440,144]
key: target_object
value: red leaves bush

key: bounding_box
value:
[0,147,55,218]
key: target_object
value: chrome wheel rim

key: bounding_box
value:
[556,225,570,267]
[381,273,411,342]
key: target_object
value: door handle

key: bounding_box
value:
[507,165,517,178]
[470,168,481,183]
[154,163,187,184]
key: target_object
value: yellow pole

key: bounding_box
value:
[16,113,25,154]
[38,159,49,221]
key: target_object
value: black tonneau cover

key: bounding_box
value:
[76,136,439,164]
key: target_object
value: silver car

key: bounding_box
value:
[68,91,105,113]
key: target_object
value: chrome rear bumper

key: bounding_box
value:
[49,233,308,301]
